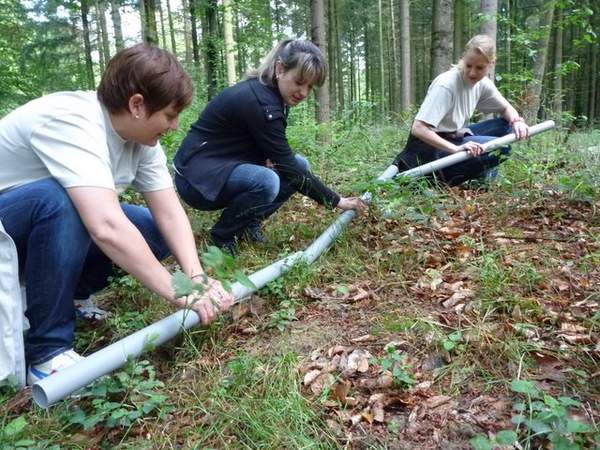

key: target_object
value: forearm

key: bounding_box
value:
[501,104,521,123]
[91,219,175,300]
[411,121,460,153]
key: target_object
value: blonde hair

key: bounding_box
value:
[456,34,496,72]
[246,39,327,88]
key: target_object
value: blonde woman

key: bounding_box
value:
[174,39,366,254]
[393,34,529,185]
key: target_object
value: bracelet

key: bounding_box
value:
[510,116,524,125]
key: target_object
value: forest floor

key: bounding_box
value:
[1,124,599,449]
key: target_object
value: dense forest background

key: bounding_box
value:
[1,0,598,129]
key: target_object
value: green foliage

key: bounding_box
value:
[371,345,416,387]
[266,298,298,332]
[472,380,598,450]
[441,330,464,353]
[63,359,170,431]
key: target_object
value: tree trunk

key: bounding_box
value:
[158,0,167,49]
[189,0,200,67]
[588,38,597,126]
[390,0,399,114]
[81,0,95,88]
[479,0,497,82]
[334,0,344,114]
[430,0,453,79]
[377,0,385,116]
[327,0,337,112]
[453,0,465,62]
[552,7,562,120]
[94,5,106,72]
[203,0,218,99]
[311,0,330,128]
[181,0,192,65]
[166,0,177,55]
[223,0,236,85]
[96,0,111,64]
[110,0,124,51]
[522,0,556,122]
[142,0,158,44]
[399,0,411,110]
[139,0,146,42]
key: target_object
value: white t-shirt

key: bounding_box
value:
[0,91,173,194]
[415,68,507,132]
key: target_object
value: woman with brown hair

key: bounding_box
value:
[0,44,232,385]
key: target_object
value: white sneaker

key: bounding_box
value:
[74,295,108,321]
[27,349,83,385]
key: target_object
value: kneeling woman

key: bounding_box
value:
[174,39,366,252]
[392,34,529,186]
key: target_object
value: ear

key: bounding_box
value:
[128,94,145,118]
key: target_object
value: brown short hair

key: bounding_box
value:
[97,44,193,115]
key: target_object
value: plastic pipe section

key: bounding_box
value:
[32,251,304,407]
[32,120,554,407]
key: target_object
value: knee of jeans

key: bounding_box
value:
[295,155,311,172]
[33,180,82,226]
[248,168,280,203]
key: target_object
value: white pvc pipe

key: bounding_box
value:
[32,251,304,407]
[398,120,555,179]
[32,121,554,407]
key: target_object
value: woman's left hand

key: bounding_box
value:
[512,119,529,140]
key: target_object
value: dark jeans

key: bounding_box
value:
[175,155,310,243]
[0,178,169,365]
[394,118,512,186]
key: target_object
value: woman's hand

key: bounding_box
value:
[512,119,529,140]
[177,278,234,324]
[337,196,368,214]
[460,141,485,157]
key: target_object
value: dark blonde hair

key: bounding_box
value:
[98,43,193,115]
[457,34,497,72]
[247,39,327,88]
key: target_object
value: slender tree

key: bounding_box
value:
[110,0,124,51]
[311,0,330,126]
[158,0,167,49]
[166,0,177,55]
[141,0,158,44]
[81,0,95,88]
[522,0,556,122]
[203,0,219,99]
[480,0,497,81]
[399,0,411,110]
[454,0,465,61]
[223,0,236,85]
[552,7,563,119]
[430,0,453,79]
[188,0,200,66]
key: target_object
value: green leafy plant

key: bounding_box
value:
[441,330,464,353]
[372,345,416,387]
[266,299,297,332]
[64,359,171,431]
[471,379,598,450]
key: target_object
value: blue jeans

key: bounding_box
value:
[0,178,169,365]
[175,155,310,243]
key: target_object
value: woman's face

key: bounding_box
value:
[276,64,314,107]
[131,101,180,146]
[462,50,493,86]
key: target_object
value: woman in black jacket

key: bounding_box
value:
[174,39,366,253]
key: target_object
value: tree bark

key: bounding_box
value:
[377,0,385,116]
[311,0,330,127]
[188,0,200,67]
[522,0,556,122]
[552,7,562,119]
[453,0,465,62]
[110,0,124,51]
[399,0,411,110]
[203,0,218,99]
[158,0,167,49]
[223,0,236,85]
[96,0,111,64]
[142,0,158,44]
[81,0,95,88]
[165,0,177,55]
[479,0,497,81]
[430,0,453,79]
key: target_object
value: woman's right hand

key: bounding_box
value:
[176,278,234,324]
[336,196,368,214]
[459,141,485,157]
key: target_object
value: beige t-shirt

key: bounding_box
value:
[415,68,507,132]
[0,91,173,194]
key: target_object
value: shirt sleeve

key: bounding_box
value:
[241,100,340,208]
[132,144,174,192]
[415,84,454,128]
[29,113,115,190]
[476,78,508,114]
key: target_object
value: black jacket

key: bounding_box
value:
[174,78,340,207]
